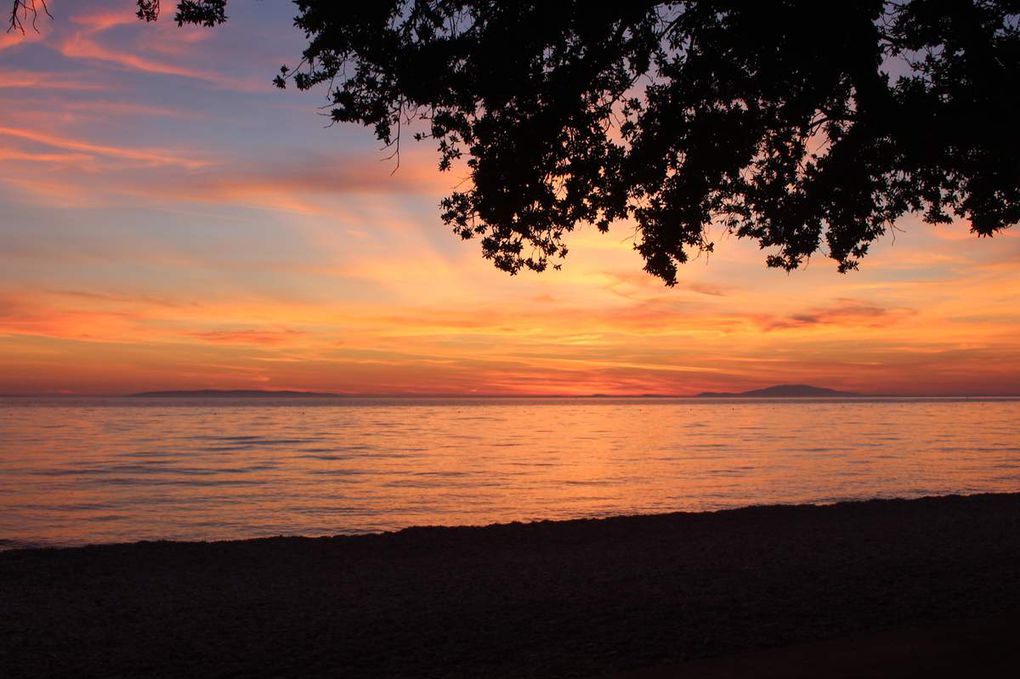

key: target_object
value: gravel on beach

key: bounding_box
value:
[2,493,1019,678]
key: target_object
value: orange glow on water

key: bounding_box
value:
[1,397,1017,546]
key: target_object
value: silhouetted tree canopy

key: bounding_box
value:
[14,0,1020,284]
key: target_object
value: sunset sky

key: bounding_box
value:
[2,0,1018,396]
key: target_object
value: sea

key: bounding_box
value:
[1,396,1018,549]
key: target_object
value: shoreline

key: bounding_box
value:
[4,493,1020,676]
[2,491,1015,554]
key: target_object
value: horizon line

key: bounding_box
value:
[3,389,1020,399]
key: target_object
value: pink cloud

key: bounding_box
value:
[0,124,209,168]
[186,329,308,346]
[755,299,915,331]
[0,69,105,91]
[55,8,268,91]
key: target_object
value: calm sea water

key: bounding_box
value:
[1,397,1018,548]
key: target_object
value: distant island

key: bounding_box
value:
[129,389,341,398]
[696,384,859,398]
[127,387,863,399]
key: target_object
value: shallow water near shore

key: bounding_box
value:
[1,396,1018,548]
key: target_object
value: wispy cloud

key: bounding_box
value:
[758,299,915,331]
[0,124,209,168]
[55,8,269,91]
[186,328,308,346]
[0,69,105,90]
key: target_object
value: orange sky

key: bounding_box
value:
[1,0,1018,396]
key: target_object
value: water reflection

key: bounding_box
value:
[0,397,1018,547]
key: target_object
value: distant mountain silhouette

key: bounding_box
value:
[696,384,859,398]
[130,389,340,398]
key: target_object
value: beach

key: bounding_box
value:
[3,492,1019,677]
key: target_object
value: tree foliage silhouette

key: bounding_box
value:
[13,0,1019,285]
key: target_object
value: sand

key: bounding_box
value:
[2,493,1019,677]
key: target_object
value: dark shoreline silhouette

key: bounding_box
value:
[129,389,342,398]
[3,493,1018,677]
[129,385,857,399]
[6,389,1017,399]
[696,384,859,398]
